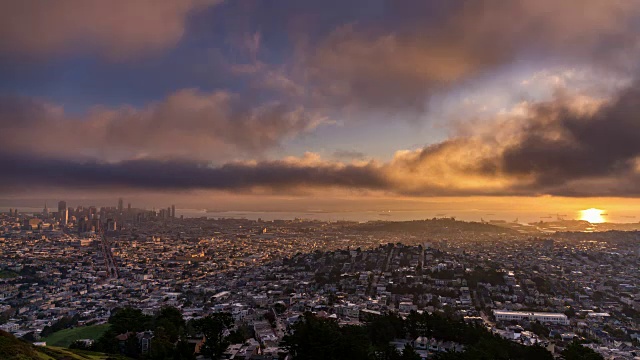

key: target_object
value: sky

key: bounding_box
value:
[2,0,640,215]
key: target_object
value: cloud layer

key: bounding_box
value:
[303,0,640,111]
[4,82,640,197]
[2,1,640,199]
[0,90,324,161]
[0,0,220,59]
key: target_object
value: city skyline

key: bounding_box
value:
[2,1,640,214]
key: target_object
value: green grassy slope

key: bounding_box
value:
[43,324,110,348]
[0,330,126,360]
[0,330,41,360]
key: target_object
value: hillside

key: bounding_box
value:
[0,330,121,360]
[0,330,41,360]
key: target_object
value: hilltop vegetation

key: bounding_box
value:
[0,330,121,360]
[283,311,554,360]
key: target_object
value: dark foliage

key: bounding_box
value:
[191,312,234,360]
[283,311,554,360]
[95,306,233,360]
[560,341,604,360]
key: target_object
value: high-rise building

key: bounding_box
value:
[60,209,68,225]
[58,201,67,221]
[8,208,13,217]
[167,206,171,219]
[106,218,117,232]
[43,202,49,217]
[57,200,67,213]
[171,205,176,218]
[118,198,124,212]
[87,206,96,221]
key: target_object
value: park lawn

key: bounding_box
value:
[0,270,18,279]
[43,324,110,348]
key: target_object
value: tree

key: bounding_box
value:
[274,303,287,314]
[174,339,197,360]
[283,312,373,360]
[564,306,576,318]
[95,306,189,358]
[529,321,549,338]
[560,341,604,360]
[123,335,141,358]
[154,306,185,343]
[400,344,421,360]
[226,322,254,344]
[108,307,152,334]
[191,313,234,359]
[264,311,276,328]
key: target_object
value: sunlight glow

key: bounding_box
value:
[580,208,606,223]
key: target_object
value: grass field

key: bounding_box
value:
[43,324,110,348]
[38,346,117,360]
[0,270,18,279]
[1,329,125,360]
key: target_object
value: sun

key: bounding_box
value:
[580,208,606,223]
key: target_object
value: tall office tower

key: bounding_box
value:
[8,208,13,217]
[43,202,49,217]
[14,209,18,217]
[78,217,86,233]
[171,205,176,218]
[167,207,171,218]
[91,218,101,232]
[60,209,68,225]
[106,218,117,232]
[118,198,124,212]
[127,203,131,212]
[57,201,67,220]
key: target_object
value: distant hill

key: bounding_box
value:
[0,330,120,360]
[356,218,517,234]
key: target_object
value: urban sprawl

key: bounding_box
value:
[1,200,639,359]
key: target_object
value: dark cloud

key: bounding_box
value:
[0,154,388,193]
[304,0,639,111]
[501,83,640,189]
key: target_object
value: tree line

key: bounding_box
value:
[283,311,602,360]
[84,306,247,360]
